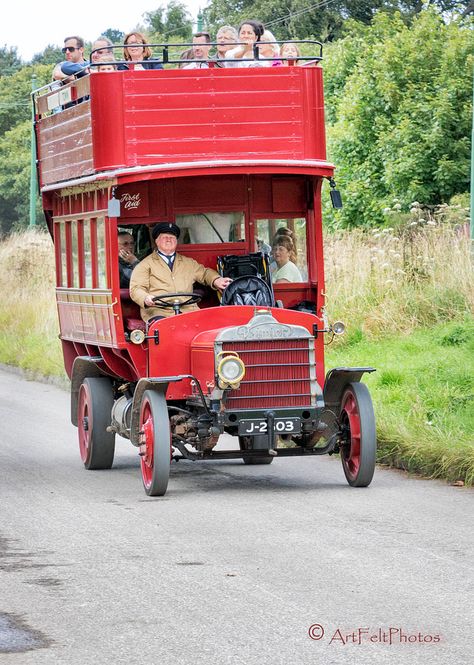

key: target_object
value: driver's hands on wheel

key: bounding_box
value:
[143,294,156,307]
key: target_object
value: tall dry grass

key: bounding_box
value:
[0,228,62,376]
[324,209,473,337]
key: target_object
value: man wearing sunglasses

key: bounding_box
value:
[52,36,89,81]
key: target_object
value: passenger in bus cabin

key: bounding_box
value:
[225,20,264,67]
[52,35,89,81]
[183,32,212,69]
[118,32,163,70]
[257,30,282,66]
[215,26,238,65]
[271,231,303,283]
[129,223,232,321]
[118,232,140,288]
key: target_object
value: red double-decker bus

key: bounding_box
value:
[33,43,376,496]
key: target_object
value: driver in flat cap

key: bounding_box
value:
[130,222,232,321]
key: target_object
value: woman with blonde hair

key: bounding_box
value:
[257,30,281,66]
[118,31,163,70]
[271,229,303,283]
[280,42,301,65]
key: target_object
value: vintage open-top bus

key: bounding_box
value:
[33,42,376,495]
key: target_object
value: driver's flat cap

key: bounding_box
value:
[151,222,180,240]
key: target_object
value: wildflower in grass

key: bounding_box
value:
[427,221,436,226]
[410,221,418,226]
[385,279,394,285]
[410,201,420,208]
[383,207,391,215]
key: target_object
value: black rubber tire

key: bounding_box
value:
[77,377,115,470]
[239,435,274,465]
[139,390,171,496]
[339,382,376,487]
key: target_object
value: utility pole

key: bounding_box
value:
[29,74,37,227]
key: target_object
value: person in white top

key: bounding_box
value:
[271,230,303,283]
[257,30,281,66]
[225,20,264,68]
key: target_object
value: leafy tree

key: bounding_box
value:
[203,0,473,41]
[144,1,193,40]
[0,45,22,77]
[101,28,125,44]
[31,45,63,66]
[0,121,33,233]
[324,10,474,227]
[0,65,50,136]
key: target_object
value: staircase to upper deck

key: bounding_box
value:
[34,66,329,189]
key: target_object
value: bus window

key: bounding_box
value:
[59,222,67,287]
[255,217,308,282]
[97,217,107,288]
[84,220,93,288]
[71,223,79,288]
[175,212,245,244]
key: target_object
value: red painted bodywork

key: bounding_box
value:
[34,65,332,386]
[35,67,329,188]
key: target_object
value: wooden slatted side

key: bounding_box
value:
[38,101,94,186]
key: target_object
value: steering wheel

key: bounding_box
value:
[152,292,201,313]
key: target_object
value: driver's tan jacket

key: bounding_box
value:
[130,251,220,321]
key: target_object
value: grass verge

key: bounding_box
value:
[326,319,474,484]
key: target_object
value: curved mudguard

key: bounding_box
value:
[324,367,376,409]
[70,356,110,426]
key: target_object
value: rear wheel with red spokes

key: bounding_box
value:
[339,382,376,487]
[77,377,115,470]
[139,390,171,496]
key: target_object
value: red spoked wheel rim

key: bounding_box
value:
[78,384,90,464]
[340,390,361,482]
[140,400,155,490]
[139,391,171,496]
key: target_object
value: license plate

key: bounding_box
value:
[238,418,301,436]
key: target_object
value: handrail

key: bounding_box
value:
[89,39,323,66]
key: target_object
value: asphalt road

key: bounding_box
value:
[0,367,473,665]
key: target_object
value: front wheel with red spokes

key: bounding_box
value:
[139,390,171,496]
[339,382,376,487]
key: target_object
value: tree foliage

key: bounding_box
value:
[101,29,125,44]
[202,1,473,41]
[323,10,474,227]
[0,45,22,77]
[144,1,193,40]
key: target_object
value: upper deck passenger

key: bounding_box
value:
[52,35,89,81]
[182,32,212,69]
[90,36,114,65]
[118,32,163,70]
[215,26,238,66]
[257,30,281,66]
[225,20,264,68]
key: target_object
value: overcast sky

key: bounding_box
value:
[1,1,206,61]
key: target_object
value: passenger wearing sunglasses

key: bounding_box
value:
[52,36,89,81]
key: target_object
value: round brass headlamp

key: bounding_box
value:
[216,352,245,388]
